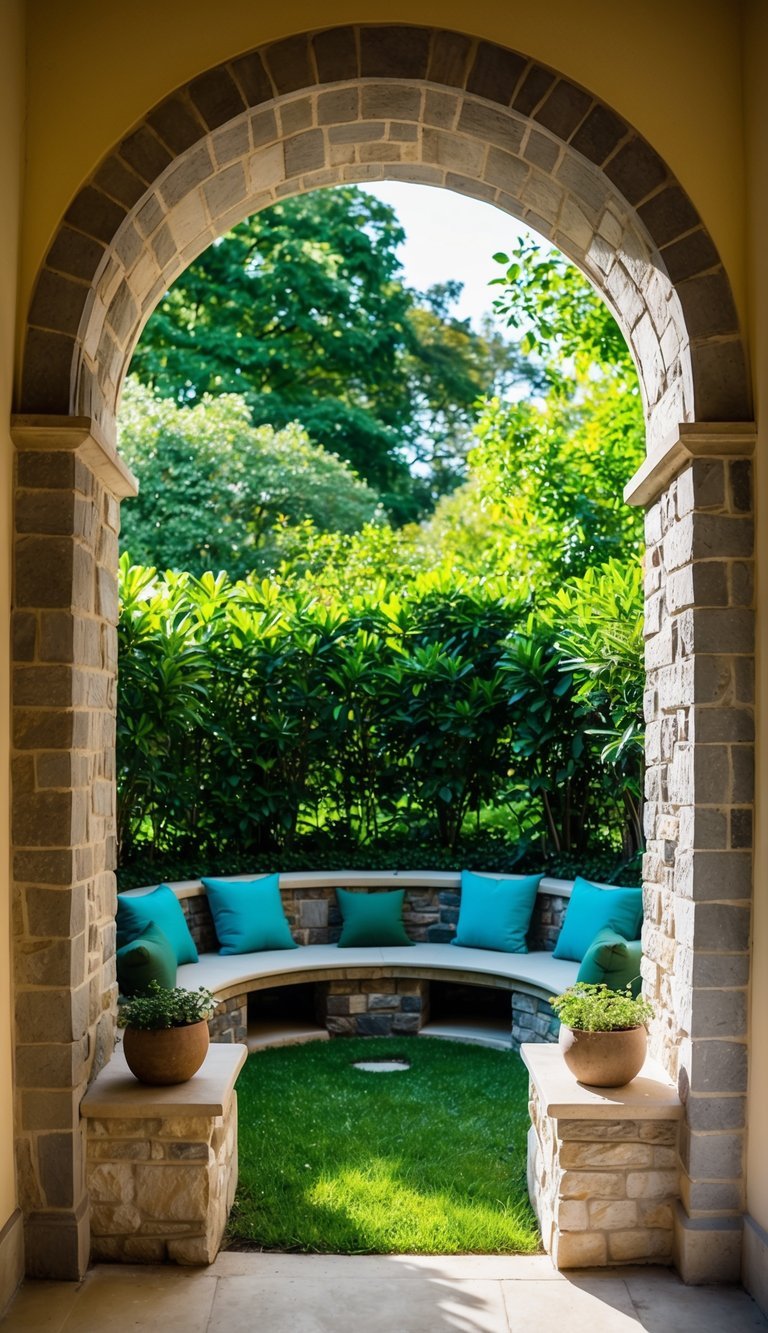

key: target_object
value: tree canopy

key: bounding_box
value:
[118,378,381,579]
[130,187,525,517]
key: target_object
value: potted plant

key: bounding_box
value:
[550,982,654,1088]
[117,981,218,1085]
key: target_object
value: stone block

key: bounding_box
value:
[559,1141,653,1169]
[133,1165,209,1223]
[625,1169,678,1199]
[553,1229,607,1267]
[356,1015,393,1036]
[391,1014,420,1034]
[559,1171,625,1200]
[326,1016,356,1037]
[557,1199,588,1231]
[680,1129,743,1181]
[608,1227,672,1261]
[588,1199,637,1230]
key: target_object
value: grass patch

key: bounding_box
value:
[229,1036,540,1254]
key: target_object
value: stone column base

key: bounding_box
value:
[0,1209,25,1314]
[24,1198,90,1280]
[673,1204,743,1284]
[743,1214,768,1315]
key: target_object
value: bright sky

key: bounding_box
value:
[361,181,538,329]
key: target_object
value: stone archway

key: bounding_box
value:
[12,23,755,1283]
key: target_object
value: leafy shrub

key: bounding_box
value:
[550,982,653,1032]
[117,980,217,1030]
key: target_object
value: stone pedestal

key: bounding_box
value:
[82,1042,246,1264]
[522,1043,682,1268]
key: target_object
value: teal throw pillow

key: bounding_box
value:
[576,927,643,998]
[116,921,177,996]
[453,871,541,953]
[336,888,413,948]
[202,875,298,954]
[553,876,643,962]
[116,884,198,965]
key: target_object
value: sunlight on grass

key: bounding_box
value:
[229,1036,540,1254]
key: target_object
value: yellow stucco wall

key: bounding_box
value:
[745,0,768,1242]
[0,0,23,1240]
[20,0,747,380]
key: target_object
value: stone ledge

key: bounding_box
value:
[81,1042,246,1119]
[623,421,756,508]
[521,1042,682,1121]
[11,414,139,499]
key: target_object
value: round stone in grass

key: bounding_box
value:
[352,1058,410,1072]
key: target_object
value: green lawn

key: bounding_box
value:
[229,1036,540,1254]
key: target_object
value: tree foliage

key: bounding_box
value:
[129,188,524,516]
[118,378,381,578]
[117,556,643,874]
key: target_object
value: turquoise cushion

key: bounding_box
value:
[116,884,198,965]
[116,921,177,996]
[576,927,643,998]
[553,876,643,962]
[336,888,413,948]
[453,871,541,953]
[202,875,298,954]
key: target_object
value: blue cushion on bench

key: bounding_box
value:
[202,874,298,954]
[117,884,199,966]
[116,921,177,995]
[576,927,643,997]
[553,877,643,962]
[336,888,413,947]
[452,871,541,953]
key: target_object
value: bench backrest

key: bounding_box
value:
[122,871,585,953]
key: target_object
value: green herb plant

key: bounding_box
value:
[550,982,653,1032]
[117,980,217,1030]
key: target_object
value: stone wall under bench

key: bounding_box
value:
[317,977,430,1036]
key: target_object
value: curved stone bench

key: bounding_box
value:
[121,872,585,1049]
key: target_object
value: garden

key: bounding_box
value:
[114,184,648,1257]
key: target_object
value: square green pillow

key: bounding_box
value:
[453,871,542,953]
[553,876,643,962]
[116,921,177,996]
[576,927,643,998]
[117,884,199,965]
[336,888,413,948]
[202,874,298,954]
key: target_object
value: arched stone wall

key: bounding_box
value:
[11,22,755,1286]
[20,26,750,449]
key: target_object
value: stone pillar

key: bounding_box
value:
[10,417,137,1279]
[625,422,756,1282]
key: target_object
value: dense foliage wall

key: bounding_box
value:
[117,556,644,885]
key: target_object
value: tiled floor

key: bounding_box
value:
[2,1254,767,1333]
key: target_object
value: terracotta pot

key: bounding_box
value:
[558,1023,647,1088]
[122,1020,210,1085]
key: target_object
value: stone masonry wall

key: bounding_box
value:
[12,441,125,1278]
[528,1080,679,1267]
[318,978,430,1036]
[86,1098,238,1264]
[640,450,754,1271]
[181,883,568,952]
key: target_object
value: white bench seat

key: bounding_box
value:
[178,942,579,1001]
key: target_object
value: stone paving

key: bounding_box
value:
[2,1254,767,1332]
